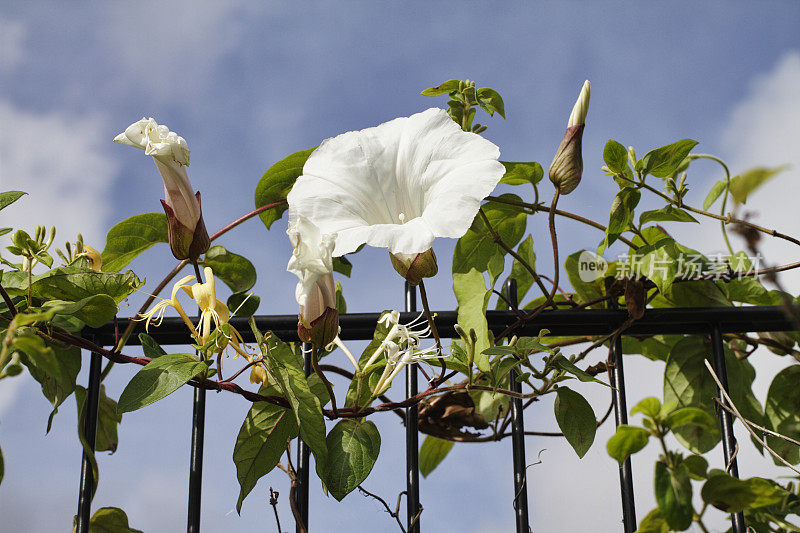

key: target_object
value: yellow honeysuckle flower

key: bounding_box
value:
[77,245,103,271]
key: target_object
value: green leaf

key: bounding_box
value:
[499,162,542,187]
[234,389,298,513]
[654,460,693,530]
[44,294,118,328]
[30,267,143,304]
[607,424,650,463]
[201,245,257,294]
[138,333,167,359]
[16,336,81,431]
[454,194,527,275]
[638,205,698,226]
[765,365,800,465]
[554,386,596,458]
[260,333,328,479]
[254,147,316,229]
[75,385,122,454]
[631,397,661,418]
[227,292,260,317]
[452,269,491,371]
[325,419,381,501]
[550,354,610,387]
[505,235,536,304]
[74,507,143,533]
[117,354,211,413]
[100,213,168,272]
[564,251,605,307]
[419,436,454,478]
[703,179,728,210]
[332,256,353,277]
[603,140,631,175]
[607,187,641,235]
[0,191,26,212]
[663,337,721,453]
[729,165,787,204]
[701,472,787,513]
[640,139,698,178]
[684,454,708,480]
[636,508,670,533]
[476,87,505,118]
[420,79,460,96]
[663,407,718,432]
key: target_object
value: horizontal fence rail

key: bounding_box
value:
[77,304,795,533]
[86,306,795,345]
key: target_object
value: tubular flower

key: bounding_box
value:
[367,311,441,396]
[287,216,339,346]
[181,267,247,356]
[287,108,505,283]
[114,117,210,260]
[549,80,591,195]
[77,245,103,271]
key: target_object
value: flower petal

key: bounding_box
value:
[287,108,504,255]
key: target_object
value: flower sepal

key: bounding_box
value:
[161,191,211,261]
[298,306,339,347]
[548,123,585,195]
[389,248,438,285]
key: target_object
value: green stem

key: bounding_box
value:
[690,154,734,255]
[310,344,338,417]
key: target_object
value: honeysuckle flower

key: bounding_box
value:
[138,267,248,359]
[549,80,591,195]
[366,311,441,396]
[287,108,505,282]
[287,216,339,346]
[114,117,210,261]
[77,245,102,271]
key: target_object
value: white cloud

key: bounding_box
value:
[0,16,25,71]
[719,50,800,292]
[0,100,116,248]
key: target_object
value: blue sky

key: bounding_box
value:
[1,2,800,532]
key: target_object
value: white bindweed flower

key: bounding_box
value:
[115,117,210,260]
[287,108,505,269]
[287,216,339,346]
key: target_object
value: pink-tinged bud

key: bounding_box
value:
[549,81,590,195]
[161,191,210,261]
[389,248,438,286]
[287,216,339,347]
[296,272,339,347]
[115,118,209,260]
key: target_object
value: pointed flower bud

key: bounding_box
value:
[389,248,438,285]
[115,118,210,260]
[287,216,339,347]
[549,80,590,195]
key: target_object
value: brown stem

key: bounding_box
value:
[115,200,287,353]
[486,194,639,249]
[0,284,17,317]
[478,208,556,308]
[310,345,338,418]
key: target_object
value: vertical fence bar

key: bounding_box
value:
[405,282,421,533]
[295,342,312,533]
[504,279,530,533]
[606,283,637,533]
[76,337,102,533]
[187,387,206,533]
[710,325,746,532]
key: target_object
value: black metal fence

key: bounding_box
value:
[76,280,795,533]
